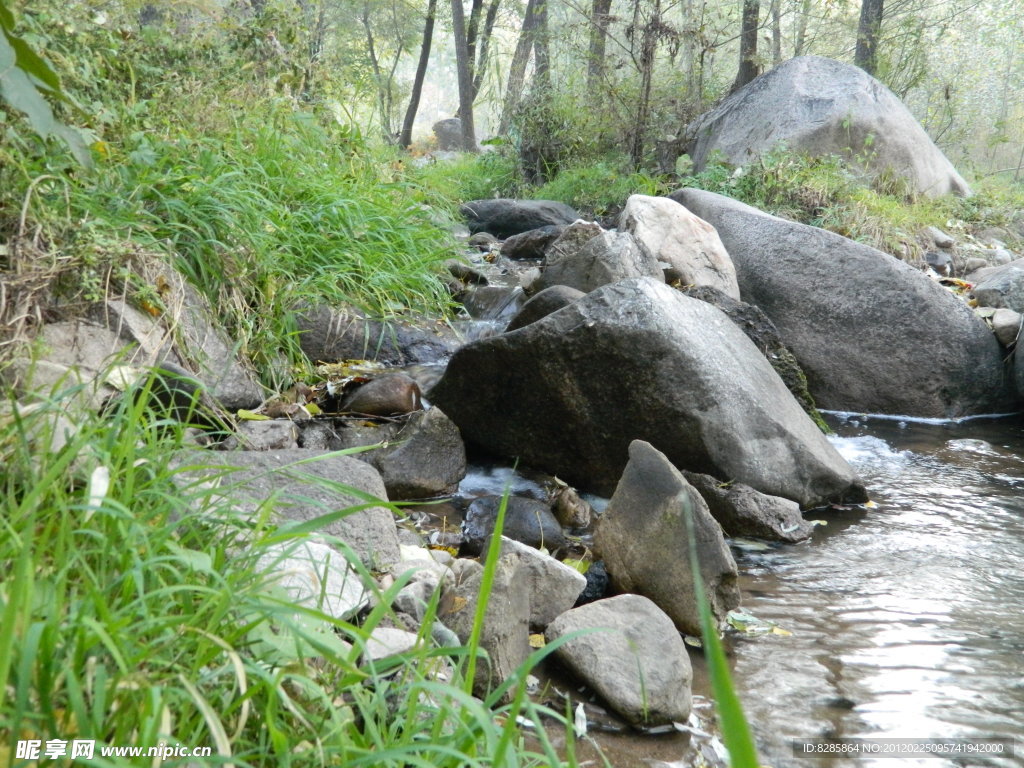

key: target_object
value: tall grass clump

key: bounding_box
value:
[0,376,580,767]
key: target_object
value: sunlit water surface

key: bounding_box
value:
[729,415,1024,768]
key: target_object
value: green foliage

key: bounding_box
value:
[532,160,671,217]
[0,0,89,164]
[681,148,1024,259]
[0,379,580,767]
[412,148,523,205]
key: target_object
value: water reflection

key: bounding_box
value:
[732,416,1024,768]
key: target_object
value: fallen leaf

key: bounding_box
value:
[529,634,545,649]
[237,409,270,421]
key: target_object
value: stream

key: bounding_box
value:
[443,414,1024,767]
[726,414,1024,768]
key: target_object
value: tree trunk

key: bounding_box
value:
[533,0,551,89]
[472,0,502,101]
[794,0,811,55]
[854,0,884,76]
[361,3,393,135]
[731,0,760,92]
[630,0,661,169]
[466,0,484,80]
[770,0,781,65]
[498,0,539,134]
[587,0,613,90]
[451,0,478,150]
[399,0,437,148]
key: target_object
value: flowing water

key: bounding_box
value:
[726,414,1024,768]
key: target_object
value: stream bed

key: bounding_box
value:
[723,414,1024,768]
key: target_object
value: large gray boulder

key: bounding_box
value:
[595,441,739,636]
[545,594,692,726]
[460,199,581,239]
[536,229,663,294]
[430,277,866,507]
[671,188,1013,418]
[618,195,739,299]
[685,55,970,198]
[175,449,401,568]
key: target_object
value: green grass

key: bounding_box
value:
[0,374,581,767]
[679,148,1024,260]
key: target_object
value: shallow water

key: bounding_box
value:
[729,415,1024,768]
[451,416,1024,767]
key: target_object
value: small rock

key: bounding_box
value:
[441,556,530,698]
[925,250,952,276]
[362,627,420,663]
[499,537,586,629]
[501,225,566,260]
[254,539,368,621]
[926,226,955,249]
[550,479,592,529]
[537,229,663,295]
[341,373,422,416]
[576,560,609,606]
[964,257,991,275]
[372,407,467,500]
[467,233,499,251]
[506,285,586,332]
[991,308,1023,347]
[683,471,813,542]
[545,594,692,726]
[446,259,489,284]
[223,419,299,451]
[462,495,566,556]
[620,194,739,299]
[595,441,740,636]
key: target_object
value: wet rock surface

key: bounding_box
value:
[462,495,566,555]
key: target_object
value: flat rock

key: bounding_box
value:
[460,199,582,239]
[174,449,401,568]
[545,594,692,726]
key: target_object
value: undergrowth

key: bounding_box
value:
[679,148,1024,260]
[0,378,580,767]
